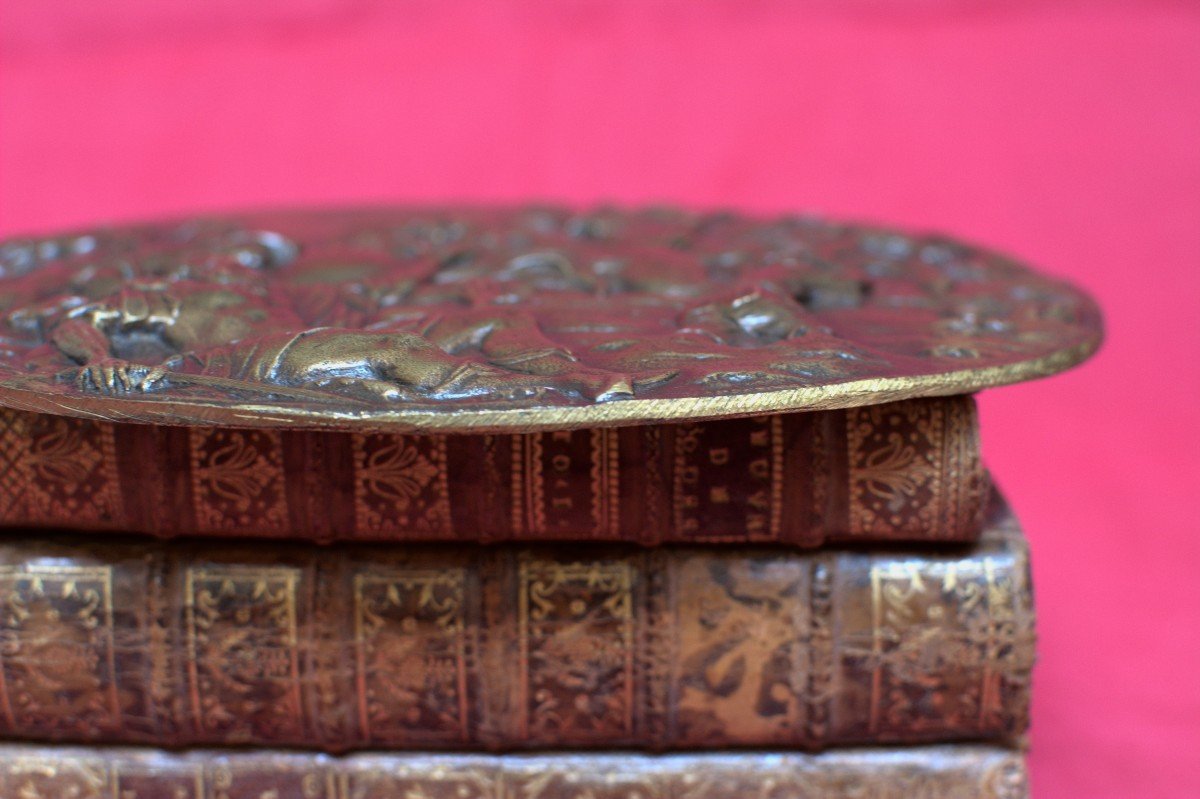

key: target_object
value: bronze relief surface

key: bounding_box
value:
[0,206,1101,432]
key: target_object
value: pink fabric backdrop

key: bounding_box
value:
[2,2,1197,795]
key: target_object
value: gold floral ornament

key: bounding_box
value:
[359,440,440,512]
[0,207,1102,433]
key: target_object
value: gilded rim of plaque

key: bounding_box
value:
[0,336,1099,432]
[0,206,1104,432]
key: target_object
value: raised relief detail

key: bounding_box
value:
[0,208,1100,429]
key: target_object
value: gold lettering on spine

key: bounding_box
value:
[811,413,829,530]
[742,416,778,540]
[185,566,302,742]
[0,565,119,738]
[353,568,468,744]
[672,417,782,541]
[546,431,574,523]
[513,430,616,538]
[672,424,702,536]
[518,557,634,744]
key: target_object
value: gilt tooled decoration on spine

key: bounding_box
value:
[0,491,1030,752]
[0,397,986,543]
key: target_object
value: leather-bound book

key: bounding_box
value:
[0,743,1030,799]
[0,207,1098,546]
[0,396,985,545]
[0,490,1030,752]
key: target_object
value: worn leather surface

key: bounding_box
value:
[0,491,1028,751]
[0,395,983,544]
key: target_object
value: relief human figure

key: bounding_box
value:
[195,326,632,403]
[39,283,296,393]
[416,310,636,399]
[34,281,635,404]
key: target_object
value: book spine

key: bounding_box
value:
[0,395,985,544]
[0,743,1029,799]
[0,496,1031,751]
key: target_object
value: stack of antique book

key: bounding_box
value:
[0,207,1100,797]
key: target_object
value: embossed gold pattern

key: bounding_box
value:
[189,429,288,534]
[0,491,1029,751]
[353,568,468,743]
[0,566,119,739]
[20,415,121,528]
[517,557,635,743]
[0,397,986,544]
[0,206,1101,432]
[849,401,942,538]
[352,434,451,535]
[184,567,303,743]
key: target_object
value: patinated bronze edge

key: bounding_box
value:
[0,332,1099,433]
